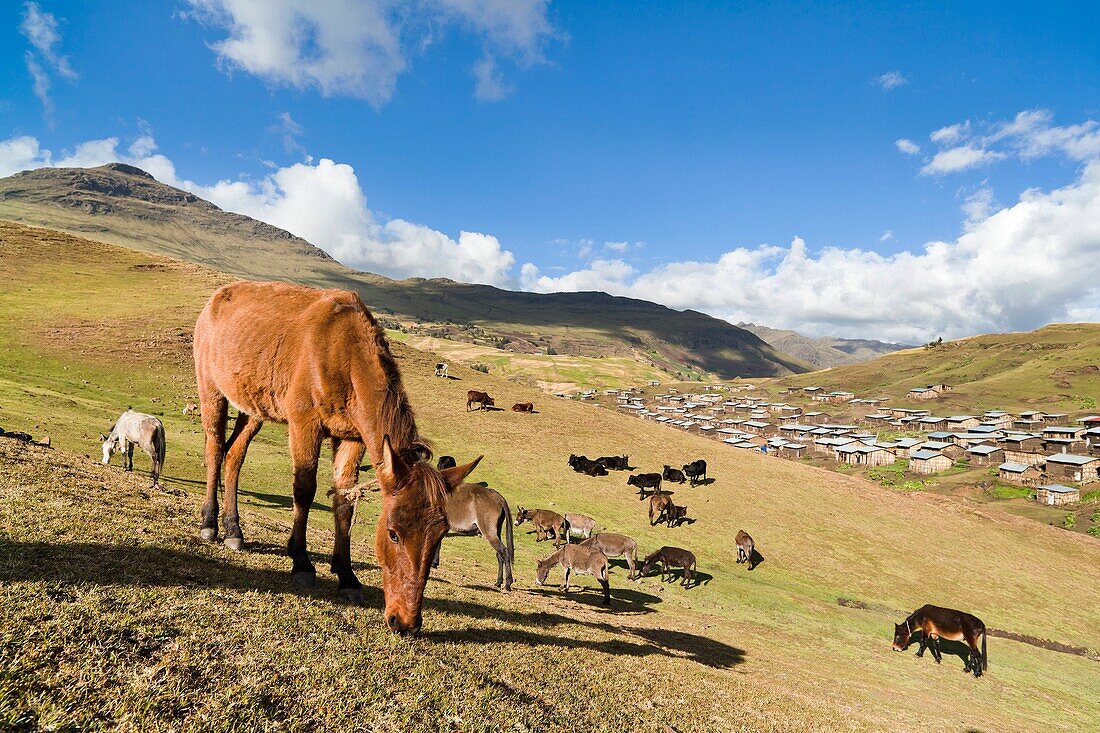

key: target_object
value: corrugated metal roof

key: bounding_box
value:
[1046,453,1098,465]
[998,462,1032,472]
[1036,484,1078,493]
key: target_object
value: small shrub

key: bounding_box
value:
[545,346,557,355]
[1062,513,1076,530]
[471,363,490,374]
[1088,525,1100,538]
[1092,508,1100,523]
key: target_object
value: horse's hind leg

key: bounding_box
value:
[221,412,263,550]
[330,437,366,603]
[198,394,228,542]
[286,420,323,587]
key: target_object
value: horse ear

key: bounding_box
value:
[377,434,405,489]
[441,455,483,489]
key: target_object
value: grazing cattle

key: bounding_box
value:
[662,465,686,484]
[436,455,457,470]
[628,472,663,499]
[183,400,199,420]
[665,503,689,528]
[434,362,448,378]
[194,280,482,634]
[649,493,673,526]
[466,390,495,411]
[893,605,988,677]
[433,482,514,591]
[639,546,697,588]
[564,512,597,540]
[535,544,611,606]
[596,455,630,471]
[101,409,166,489]
[515,507,569,546]
[579,533,640,579]
[511,402,535,413]
[735,529,757,569]
[682,459,707,486]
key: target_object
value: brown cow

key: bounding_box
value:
[193,280,482,635]
[467,390,495,411]
[511,402,534,413]
[515,507,569,546]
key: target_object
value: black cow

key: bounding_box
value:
[570,454,608,476]
[437,455,457,470]
[682,459,707,486]
[627,472,662,499]
[596,455,630,471]
[662,464,686,483]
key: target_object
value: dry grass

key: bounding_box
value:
[2,221,1099,732]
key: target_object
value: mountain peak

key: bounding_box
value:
[95,162,155,179]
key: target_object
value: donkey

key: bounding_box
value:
[515,507,570,546]
[628,472,663,499]
[467,390,495,411]
[194,280,482,634]
[649,493,673,526]
[183,400,199,420]
[579,533,639,579]
[662,465,686,484]
[639,546,697,588]
[433,482,514,591]
[893,605,988,677]
[735,529,758,569]
[564,512,597,541]
[101,409,166,488]
[535,544,611,606]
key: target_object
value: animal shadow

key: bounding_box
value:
[746,548,764,571]
[693,478,716,487]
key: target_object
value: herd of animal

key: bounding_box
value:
[84,280,990,676]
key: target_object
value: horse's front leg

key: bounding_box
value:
[124,441,134,472]
[930,636,943,664]
[286,421,323,587]
[915,636,928,658]
[330,437,366,603]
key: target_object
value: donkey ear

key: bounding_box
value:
[99,433,108,441]
[377,434,405,489]
[440,454,483,489]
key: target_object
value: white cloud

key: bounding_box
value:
[879,230,894,242]
[20,2,77,119]
[895,138,920,155]
[604,240,629,252]
[874,71,907,90]
[930,120,970,145]
[921,144,1006,176]
[960,185,996,227]
[184,0,555,104]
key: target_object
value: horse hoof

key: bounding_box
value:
[340,588,366,606]
[292,571,317,588]
[223,537,244,551]
[200,528,217,542]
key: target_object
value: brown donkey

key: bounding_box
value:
[194,281,482,634]
[649,493,673,526]
[433,482,515,591]
[515,507,569,545]
[535,544,611,606]
[639,546,697,588]
[893,604,988,677]
[579,533,639,579]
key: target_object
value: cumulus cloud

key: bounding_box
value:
[879,230,894,242]
[20,2,78,119]
[183,0,556,104]
[921,144,1006,176]
[895,138,920,155]
[930,120,970,145]
[874,71,907,90]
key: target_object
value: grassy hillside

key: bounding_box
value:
[0,164,810,380]
[2,221,1099,732]
[738,322,911,368]
[768,325,1100,414]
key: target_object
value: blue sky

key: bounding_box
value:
[2,1,1099,342]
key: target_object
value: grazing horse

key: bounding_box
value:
[101,409,166,488]
[579,533,639,579]
[682,459,707,486]
[893,605,988,677]
[433,482,514,591]
[662,465,686,484]
[467,390,495,411]
[535,544,611,606]
[639,546,697,588]
[596,455,629,470]
[436,455,457,470]
[735,529,758,569]
[511,402,534,413]
[649,493,673,526]
[564,512,597,540]
[193,280,482,634]
[628,472,663,499]
[515,507,569,546]
[434,362,449,378]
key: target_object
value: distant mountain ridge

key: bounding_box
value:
[0,163,811,379]
[738,322,910,368]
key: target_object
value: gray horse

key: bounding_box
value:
[101,409,166,488]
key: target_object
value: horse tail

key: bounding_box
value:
[502,501,514,563]
[982,627,988,671]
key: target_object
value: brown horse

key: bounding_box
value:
[649,493,673,526]
[639,546,697,588]
[893,604,988,677]
[515,507,569,545]
[433,482,514,591]
[193,281,481,634]
[579,533,639,579]
[535,544,611,606]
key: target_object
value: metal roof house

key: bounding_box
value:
[1035,484,1080,506]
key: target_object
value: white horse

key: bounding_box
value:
[101,409,166,487]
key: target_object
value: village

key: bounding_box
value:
[583,381,1100,528]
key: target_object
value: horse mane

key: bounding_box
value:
[363,320,432,462]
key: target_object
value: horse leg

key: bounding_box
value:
[199,394,228,542]
[930,636,942,664]
[220,412,263,551]
[330,437,366,603]
[916,636,928,658]
[286,420,323,586]
[125,440,134,472]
